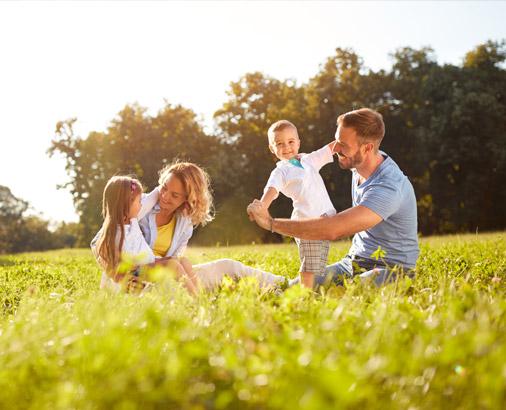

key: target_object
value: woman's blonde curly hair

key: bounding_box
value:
[158,161,214,227]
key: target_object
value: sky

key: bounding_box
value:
[0,0,505,224]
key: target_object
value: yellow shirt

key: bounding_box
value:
[153,217,176,257]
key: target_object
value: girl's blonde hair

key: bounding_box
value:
[96,175,143,275]
[158,161,214,227]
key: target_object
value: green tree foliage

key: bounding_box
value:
[0,186,28,253]
[48,103,233,245]
[386,42,506,232]
[0,186,79,253]
[304,48,394,212]
[51,222,81,249]
[48,40,506,245]
[213,72,310,242]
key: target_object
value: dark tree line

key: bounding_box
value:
[43,40,505,247]
[0,185,80,254]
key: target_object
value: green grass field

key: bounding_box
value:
[1,233,505,409]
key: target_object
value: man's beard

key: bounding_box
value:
[337,151,364,169]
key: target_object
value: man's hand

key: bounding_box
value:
[246,199,272,231]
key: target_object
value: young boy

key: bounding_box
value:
[261,120,336,289]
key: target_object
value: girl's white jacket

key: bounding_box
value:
[90,188,193,291]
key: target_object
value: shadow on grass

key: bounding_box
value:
[0,257,15,267]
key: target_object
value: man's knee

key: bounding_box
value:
[312,261,351,288]
[358,267,414,286]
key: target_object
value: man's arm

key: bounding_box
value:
[247,200,382,240]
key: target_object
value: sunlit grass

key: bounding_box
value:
[0,233,505,409]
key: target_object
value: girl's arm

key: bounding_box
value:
[138,187,160,220]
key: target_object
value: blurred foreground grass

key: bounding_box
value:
[0,233,505,409]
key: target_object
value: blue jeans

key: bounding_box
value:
[313,255,415,287]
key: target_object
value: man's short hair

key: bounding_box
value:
[337,108,385,146]
[267,120,298,143]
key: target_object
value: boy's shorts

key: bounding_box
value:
[295,238,330,275]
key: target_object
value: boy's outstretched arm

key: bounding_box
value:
[249,187,278,222]
[260,187,279,208]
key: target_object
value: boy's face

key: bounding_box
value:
[269,127,300,160]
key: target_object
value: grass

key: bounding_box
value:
[0,232,505,409]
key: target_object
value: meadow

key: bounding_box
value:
[0,232,505,409]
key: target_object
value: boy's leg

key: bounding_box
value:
[301,272,314,288]
[297,239,330,289]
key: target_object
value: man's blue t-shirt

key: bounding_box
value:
[349,153,419,269]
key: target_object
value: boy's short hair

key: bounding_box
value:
[267,120,298,143]
[337,108,385,146]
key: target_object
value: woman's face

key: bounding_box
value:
[159,173,187,214]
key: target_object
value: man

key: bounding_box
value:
[247,108,419,286]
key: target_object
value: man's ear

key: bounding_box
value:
[365,142,374,153]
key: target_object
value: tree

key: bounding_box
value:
[48,40,506,243]
[0,186,28,253]
[304,48,396,212]
[49,103,228,245]
[0,186,71,253]
[213,72,310,242]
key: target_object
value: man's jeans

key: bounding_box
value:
[313,255,415,287]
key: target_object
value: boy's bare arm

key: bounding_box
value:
[249,187,278,222]
[260,187,279,208]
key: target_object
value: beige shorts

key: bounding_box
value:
[295,238,330,275]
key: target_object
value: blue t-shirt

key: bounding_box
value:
[349,153,419,269]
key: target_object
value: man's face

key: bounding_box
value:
[269,127,301,161]
[333,125,367,169]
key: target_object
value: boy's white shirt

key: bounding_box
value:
[264,144,336,220]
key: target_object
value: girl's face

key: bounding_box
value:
[159,173,187,214]
[129,193,142,219]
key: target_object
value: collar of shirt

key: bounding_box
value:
[276,157,304,169]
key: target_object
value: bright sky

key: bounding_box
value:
[1,1,505,224]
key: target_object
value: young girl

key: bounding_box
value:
[91,175,197,294]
